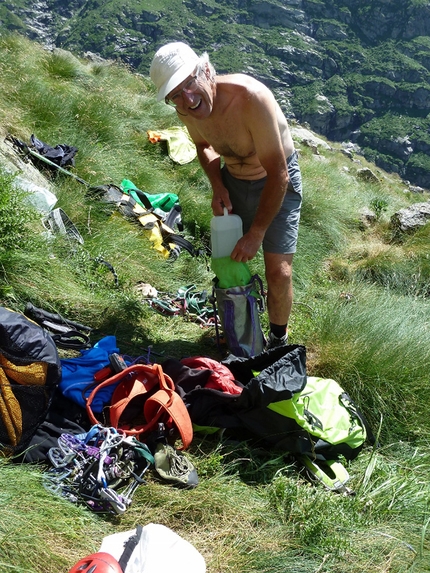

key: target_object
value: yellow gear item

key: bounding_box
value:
[0,354,47,446]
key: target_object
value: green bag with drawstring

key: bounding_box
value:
[121,179,178,213]
[211,256,252,289]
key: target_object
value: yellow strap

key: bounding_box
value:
[0,354,47,386]
[0,369,22,446]
[0,355,48,447]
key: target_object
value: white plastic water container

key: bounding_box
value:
[210,207,243,258]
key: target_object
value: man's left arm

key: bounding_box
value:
[231,90,289,263]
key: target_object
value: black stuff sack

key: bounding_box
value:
[169,345,373,462]
[0,307,62,456]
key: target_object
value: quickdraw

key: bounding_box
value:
[43,425,154,514]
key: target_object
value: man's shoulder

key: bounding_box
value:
[218,74,272,106]
[219,73,267,90]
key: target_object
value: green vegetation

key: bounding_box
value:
[4,0,430,187]
[0,33,429,573]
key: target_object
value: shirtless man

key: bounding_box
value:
[150,42,302,347]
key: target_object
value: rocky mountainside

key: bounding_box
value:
[2,0,430,189]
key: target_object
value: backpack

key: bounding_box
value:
[212,274,266,357]
[0,307,62,456]
[226,345,373,458]
[87,184,202,260]
[164,345,374,492]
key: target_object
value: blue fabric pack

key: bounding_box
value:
[59,336,121,412]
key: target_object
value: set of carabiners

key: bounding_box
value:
[43,424,154,514]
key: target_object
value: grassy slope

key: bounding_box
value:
[0,33,429,573]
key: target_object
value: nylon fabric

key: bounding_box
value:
[268,376,366,450]
[0,369,22,445]
[0,306,61,455]
[169,345,371,460]
[147,127,197,165]
[0,356,47,446]
[59,336,120,411]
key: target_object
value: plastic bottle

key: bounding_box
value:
[210,207,243,258]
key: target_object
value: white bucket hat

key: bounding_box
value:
[150,42,200,102]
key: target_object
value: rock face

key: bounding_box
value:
[0,133,54,191]
[0,132,58,213]
[391,202,430,233]
[3,0,430,190]
[290,126,332,152]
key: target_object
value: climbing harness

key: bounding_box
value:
[43,425,154,514]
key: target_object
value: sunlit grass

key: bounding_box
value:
[0,32,429,573]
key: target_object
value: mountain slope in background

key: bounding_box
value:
[2,0,430,188]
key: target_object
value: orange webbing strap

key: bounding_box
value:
[144,386,193,450]
[108,366,162,429]
[85,364,193,449]
[144,364,193,449]
[86,364,154,426]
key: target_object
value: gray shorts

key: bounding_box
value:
[221,151,302,254]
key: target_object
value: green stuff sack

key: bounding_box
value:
[211,256,252,289]
[121,179,178,213]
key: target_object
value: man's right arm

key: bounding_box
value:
[182,120,232,215]
[195,142,232,215]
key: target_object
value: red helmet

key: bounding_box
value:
[68,552,122,573]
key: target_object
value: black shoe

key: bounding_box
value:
[266,332,288,349]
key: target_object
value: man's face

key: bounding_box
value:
[165,68,213,118]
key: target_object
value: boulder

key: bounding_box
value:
[290,126,331,151]
[390,201,430,233]
[356,168,380,184]
[0,133,57,213]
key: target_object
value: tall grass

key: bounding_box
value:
[0,33,429,573]
[304,283,430,441]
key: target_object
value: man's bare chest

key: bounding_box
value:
[195,120,255,160]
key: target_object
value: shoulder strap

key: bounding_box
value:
[118,525,144,572]
[129,188,154,211]
[164,233,203,258]
[341,392,376,446]
[52,330,91,351]
[25,302,92,333]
